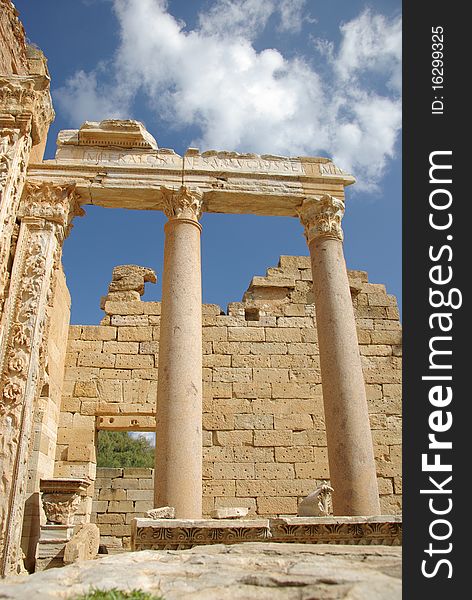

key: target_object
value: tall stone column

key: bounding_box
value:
[299,195,380,516]
[155,185,204,518]
[0,183,83,576]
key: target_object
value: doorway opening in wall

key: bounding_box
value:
[94,429,156,552]
[96,430,155,468]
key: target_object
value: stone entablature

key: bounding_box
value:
[27,120,354,216]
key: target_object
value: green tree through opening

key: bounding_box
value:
[97,432,154,468]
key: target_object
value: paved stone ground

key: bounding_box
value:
[0,543,402,599]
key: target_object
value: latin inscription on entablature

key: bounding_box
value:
[55,148,306,176]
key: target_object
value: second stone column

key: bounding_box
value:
[155,186,203,518]
[299,194,381,516]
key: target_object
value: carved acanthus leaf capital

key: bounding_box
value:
[161,185,203,222]
[298,194,345,243]
[0,75,55,143]
[19,182,85,234]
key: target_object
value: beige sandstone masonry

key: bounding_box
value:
[68,257,402,549]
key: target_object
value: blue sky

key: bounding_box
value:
[15,0,402,324]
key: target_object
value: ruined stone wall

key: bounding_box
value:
[60,256,401,542]
[92,468,154,549]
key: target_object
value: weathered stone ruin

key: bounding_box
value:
[0,0,401,578]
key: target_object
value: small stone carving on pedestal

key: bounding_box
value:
[297,482,334,517]
[36,478,90,571]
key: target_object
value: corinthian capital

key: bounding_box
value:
[19,182,84,235]
[161,186,203,222]
[298,194,345,243]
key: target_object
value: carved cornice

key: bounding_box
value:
[0,75,55,144]
[19,182,84,237]
[161,185,203,222]
[298,194,345,243]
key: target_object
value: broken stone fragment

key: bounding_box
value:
[210,507,249,519]
[297,482,334,517]
[146,506,175,519]
[108,265,157,295]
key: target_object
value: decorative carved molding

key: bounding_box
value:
[0,75,55,145]
[0,216,67,576]
[298,194,345,243]
[132,517,402,551]
[161,185,204,222]
[42,493,82,525]
[19,182,84,239]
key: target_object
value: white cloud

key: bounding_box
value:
[55,1,401,192]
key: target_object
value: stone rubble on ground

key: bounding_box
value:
[0,543,402,600]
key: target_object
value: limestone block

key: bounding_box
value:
[257,496,297,515]
[97,514,126,524]
[68,340,103,352]
[131,368,159,380]
[255,463,295,480]
[277,316,313,328]
[73,380,99,398]
[203,447,234,462]
[57,427,95,446]
[232,383,271,398]
[232,447,274,463]
[288,369,320,383]
[108,501,134,513]
[233,414,273,430]
[111,478,139,490]
[203,413,235,430]
[265,328,302,342]
[117,326,152,342]
[275,446,314,463]
[98,489,127,502]
[115,354,154,369]
[283,304,306,317]
[231,355,269,369]
[91,500,108,514]
[249,342,287,355]
[98,369,131,380]
[292,430,327,447]
[105,302,146,316]
[236,480,277,497]
[253,368,289,383]
[138,341,159,354]
[378,478,394,495]
[212,367,252,383]
[203,480,236,497]
[213,463,255,480]
[227,328,265,342]
[213,342,251,355]
[103,341,140,354]
[370,330,402,345]
[271,383,318,398]
[393,477,402,494]
[210,507,249,519]
[78,352,116,369]
[203,354,231,367]
[254,430,292,447]
[97,380,123,402]
[203,327,228,341]
[295,461,329,479]
[81,326,117,341]
[111,315,149,327]
[270,354,312,368]
[274,414,313,431]
[214,431,253,446]
[67,445,96,463]
[146,506,175,519]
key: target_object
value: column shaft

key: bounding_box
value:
[300,195,380,516]
[155,187,203,518]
